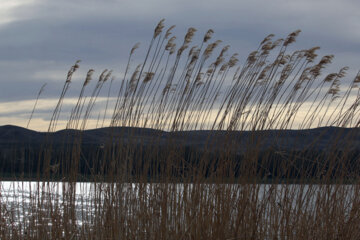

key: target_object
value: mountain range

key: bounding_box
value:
[1,124,360,152]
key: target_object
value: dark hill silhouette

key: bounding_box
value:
[0,125,359,151]
[1,125,360,181]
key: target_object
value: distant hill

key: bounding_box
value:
[1,125,360,181]
[0,124,360,152]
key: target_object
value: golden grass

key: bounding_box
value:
[1,19,360,239]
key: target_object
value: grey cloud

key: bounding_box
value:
[1,0,360,128]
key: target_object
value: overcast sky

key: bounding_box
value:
[1,0,360,130]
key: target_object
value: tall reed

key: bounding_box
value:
[1,19,360,239]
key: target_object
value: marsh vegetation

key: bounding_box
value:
[1,19,360,239]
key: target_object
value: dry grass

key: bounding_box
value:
[1,19,360,239]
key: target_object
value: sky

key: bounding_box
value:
[1,0,360,131]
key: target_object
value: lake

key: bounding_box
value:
[1,181,358,238]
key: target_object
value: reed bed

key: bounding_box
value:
[1,19,360,239]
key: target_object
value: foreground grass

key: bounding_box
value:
[1,19,360,239]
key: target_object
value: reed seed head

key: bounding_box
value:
[188,45,198,57]
[162,83,171,95]
[284,29,301,46]
[184,27,197,44]
[195,72,203,82]
[99,69,108,82]
[66,60,81,83]
[214,56,224,67]
[319,54,334,66]
[130,64,141,90]
[247,51,258,64]
[228,53,239,68]
[130,42,140,55]
[278,54,290,65]
[204,29,214,43]
[103,70,113,82]
[84,69,95,86]
[204,40,222,59]
[305,47,320,62]
[260,33,275,45]
[177,44,188,56]
[354,75,360,83]
[165,36,176,51]
[154,19,165,38]
[219,63,228,73]
[324,73,338,82]
[165,25,176,39]
[169,44,176,55]
[206,66,214,76]
[272,38,283,49]
[337,66,349,78]
[258,65,270,81]
[143,72,155,83]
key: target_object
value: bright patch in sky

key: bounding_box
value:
[0,0,36,26]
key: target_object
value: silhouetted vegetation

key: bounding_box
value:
[1,19,360,239]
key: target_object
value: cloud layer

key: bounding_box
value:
[1,0,360,130]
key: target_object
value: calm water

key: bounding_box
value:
[1,181,357,230]
[1,181,95,227]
